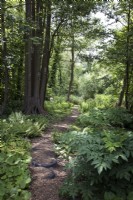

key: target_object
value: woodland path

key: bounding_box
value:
[29,105,79,200]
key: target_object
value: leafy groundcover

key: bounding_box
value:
[0,138,31,200]
[0,112,47,200]
[56,130,133,200]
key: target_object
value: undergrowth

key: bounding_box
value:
[0,112,44,200]
[0,98,73,200]
[45,99,73,121]
[80,94,117,113]
[0,135,31,200]
[53,95,133,200]
[77,107,133,129]
[55,130,133,200]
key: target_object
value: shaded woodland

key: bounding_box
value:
[1,0,133,115]
[1,1,133,200]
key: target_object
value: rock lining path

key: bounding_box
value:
[30,106,79,200]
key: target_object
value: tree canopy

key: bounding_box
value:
[0,0,133,114]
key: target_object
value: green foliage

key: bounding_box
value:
[45,98,73,120]
[78,74,98,99]
[77,107,133,129]
[95,94,117,109]
[0,112,47,138]
[80,94,117,113]
[70,95,83,105]
[52,131,63,144]
[56,130,133,200]
[0,100,73,200]
[0,138,31,200]
[0,111,47,199]
[80,101,94,113]
[5,100,23,115]
[54,131,81,158]
[54,104,133,200]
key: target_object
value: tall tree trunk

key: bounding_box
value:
[117,76,126,107]
[59,64,63,94]
[117,1,131,109]
[40,0,51,107]
[67,34,75,101]
[17,53,24,100]
[125,1,131,109]
[0,0,9,115]
[49,36,61,90]
[24,0,32,112]
[29,0,44,114]
[17,0,24,100]
[0,0,3,111]
[24,0,45,114]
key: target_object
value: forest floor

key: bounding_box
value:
[29,105,79,200]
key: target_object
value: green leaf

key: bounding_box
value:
[127,192,133,200]
[104,191,116,200]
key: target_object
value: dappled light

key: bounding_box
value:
[1,0,133,200]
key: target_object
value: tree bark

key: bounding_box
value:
[67,34,75,101]
[24,0,46,114]
[24,0,32,112]
[117,2,131,109]
[125,1,131,110]
[117,76,126,107]
[40,0,51,107]
[0,0,9,115]
[49,36,61,90]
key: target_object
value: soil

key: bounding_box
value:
[29,105,79,200]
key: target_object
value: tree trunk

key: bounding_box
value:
[24,0,46,114]
[117,2,131,109]
[58,64,63,94]
[17,52,24,100]
[49,36,61,90]
[0,0,9,115]
[117,76,126,107]
[15,0,24,101]
[125,1,131,110]
[67,34,75,101]
[24,0,32,112]
[40,0,51,107]
[29,0,45,114]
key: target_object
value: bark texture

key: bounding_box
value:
[67,34,75,101]
[24,0,51,114]
[0,0,9,115]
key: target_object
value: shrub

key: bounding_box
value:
[70,95,83,105]
[56,130,133,200]
[80,100,95,113]
[77,107,133,129]
[94,94,117,109]
[45,99,73,120]
[80,95,117,114]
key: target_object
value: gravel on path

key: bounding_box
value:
[29,106,79,200]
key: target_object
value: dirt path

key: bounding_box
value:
[30,105,79,200]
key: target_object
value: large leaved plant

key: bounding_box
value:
[0,138,31,200]
[55,130,133,200]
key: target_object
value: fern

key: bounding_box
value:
[0,112,47,138]
[0,110,51,200]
